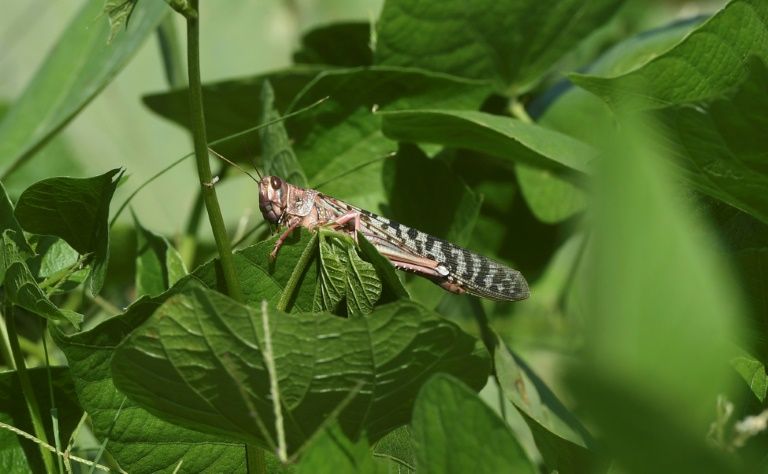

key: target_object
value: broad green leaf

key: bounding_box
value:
[259,80,307,187]
[133,214,187,297]
[656,59,768,225]
[145,67,491,212]
[372,426,416,473]
[25,237,89,295]
[494,336,595,473]
[0,0,168,177]
[538,16,704,144]
[294,22,373,67]
[380,110,595,174]
[313,230,382,316]
[3,235,83,327]
[143,66,330,160]
[375,0,624,92]
[111,286,489,455]
[383,145,481,246]
[732,355,768,403]
[0,368,81,474]
[411,374,536,474]
[53,294,247,474]
[515,163,586,223]
[530,16,703,223]
[343,241,382,316]
[567,114,744,472]
[285,67,491,213]
[571,0,768,109]
[15,168,123,295]
[296,425,383,474]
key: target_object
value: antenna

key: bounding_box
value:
[207,147,262,183]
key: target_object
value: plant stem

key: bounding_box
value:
[4,304,56,474]
[185,0,243,303]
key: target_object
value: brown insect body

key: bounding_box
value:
[258,176,529,302]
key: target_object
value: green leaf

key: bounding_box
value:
[0,182,31,255]
[515,163,586,223]
[143,67,326,160]
[372,426,416,473]
[732,355,768,403]
[111,286,489,455]
[568,113,745,472]
[294,22,373,67]
[52,294,247,473]
[15,168,123,295]
[571,0,768,109]
[313,230,382,316]
[3,237,83,327]
[0,368,82,474]
[383,145,482,246]
[375,0,624,92]
[133,213,187,298]
[411,374,536,474]
[0,0,168,177]
[657,59,768,225]
[296,425,383,474]
[380,110,595,174]
[494,336,595,473]
[104,0,139,42]
[530,17,703,224]
[145,67,491,212]
[259,80,308,187]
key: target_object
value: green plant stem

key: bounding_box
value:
[277,232,318,312]
[4,304,56,474]
[0,312,15,369]
[41,322,64,474]
[185,0,243,304]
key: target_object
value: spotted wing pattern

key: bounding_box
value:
[319,195,529,301]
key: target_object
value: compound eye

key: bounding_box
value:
[270,176,283,190]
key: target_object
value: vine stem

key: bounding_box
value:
[4,304,56,474]
[185,0,244,304]
[184,2,262,471]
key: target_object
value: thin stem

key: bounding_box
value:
[41,321,64,474]
[510,100,533,124]
[277,232,318,312]
[0,311,15,369]
[4,304,56,474]
[185,0,243,303]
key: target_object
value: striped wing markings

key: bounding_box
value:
[316,193,529,301]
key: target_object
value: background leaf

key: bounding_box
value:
[411,374,536,474]
[375,0,624,92]
[111,286,489,454]
[381,110,595,174]
[133,213,187,297]
[571,0,768,108]
[0,0,168,177]
[294,22,373,68]
[14,168,123,295]
[53,294,247,474]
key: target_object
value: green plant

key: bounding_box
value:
[0,0,765,472]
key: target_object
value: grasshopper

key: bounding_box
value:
[258,175,529,302]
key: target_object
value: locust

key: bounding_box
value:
[258,175,529,302]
